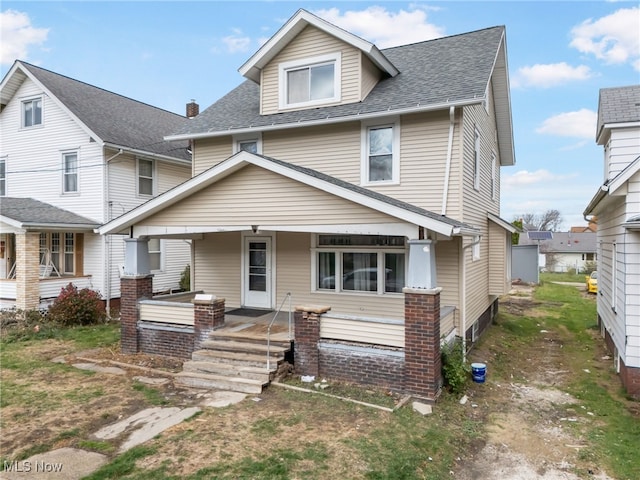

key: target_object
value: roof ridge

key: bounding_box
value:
[380,25,504,52]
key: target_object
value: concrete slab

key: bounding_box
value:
[0,448,107,480]
[72,363,126,375]
[94,406,201,453]
[132,376,170,386]
[200,391,247,408]
[412,401,433,415]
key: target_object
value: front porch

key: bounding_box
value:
[0,275,94,310]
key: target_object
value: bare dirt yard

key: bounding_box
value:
[1,283,638,479]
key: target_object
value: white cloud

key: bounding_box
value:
[511,62,592,88]
[313,6,445,48]
[0,9,49,65]
[536,109,597,139]
[221,28,251,53]
[570,6,640,71]
[503,169,577,188]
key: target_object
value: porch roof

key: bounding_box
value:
[98,151,479,238]
[0,197,100,232]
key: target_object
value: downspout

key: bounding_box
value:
[441,106,456,215]
[104,149,123,318]
[460,234,482,361]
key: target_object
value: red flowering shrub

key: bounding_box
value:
[47,283,106,326]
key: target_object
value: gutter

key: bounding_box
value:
[583,184,609,220]
[164,98,484,142]
[104,148,124,319]
[441,106,455,215]
[103,142,191,166]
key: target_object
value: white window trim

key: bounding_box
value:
[311,235,407,296]
[21,95,44,129]
[278,52,342,110]
[491,152,497,201]
[474,128,481,191]
[0,156,6,197]
[136,158,156,197]
[360,117,400,186]
[61,150,79,195]
[148,238,164,272]
[232,132,263,154]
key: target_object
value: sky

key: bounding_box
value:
[1,1,639,229]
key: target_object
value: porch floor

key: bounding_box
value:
[219,309,293,343]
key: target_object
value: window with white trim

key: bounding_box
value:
[279,53,341,109]
[314,235,405,294]
[137,159,155,196]
[39,232,76,275]
[62,151,78,193]
[0,157,6,196]
[611,242,617,311]
[148,238,162,271]
[362,119,400,184]
[22,97,42,128]
[233,133,262,154]
[473,128,481,190]
[491,152,497,200]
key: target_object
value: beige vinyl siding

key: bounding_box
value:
[440,307,456,338]
[141,165,399,227]
[435,237,460,308]
[261,25,362,115]
[139,302,194,325]
[194,232,242,307]
[361,54,381,99]
[193,137,232,176]
[320,316,404,347]
[488,220,509,295]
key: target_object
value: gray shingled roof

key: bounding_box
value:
[518,231,596,253]
[18,62,191,161]
[0,197,100,229]
[172,26,505,136]
[597,85,640,141]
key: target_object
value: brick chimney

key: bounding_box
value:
[186,100,199,118]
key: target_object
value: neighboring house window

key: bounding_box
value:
[0,157,6,196]
[22,97,42,128]
[314,235,405,294]
[148,238,162,271]
[233,133,262,154]
[491,153,497,200]
[361,119,400,184]
[137,159,154,196]
[582,253,595,261]
[279,53,341,109]
[474,128,481,190]
[62,152,78,193]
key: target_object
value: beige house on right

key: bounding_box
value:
[584,84,640,397]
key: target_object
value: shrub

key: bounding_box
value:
[179,265,190,291]
[441,339,469,395]
[47,283,106,326]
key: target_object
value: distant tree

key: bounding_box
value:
[520,209,563,232]
[511,218,523,245]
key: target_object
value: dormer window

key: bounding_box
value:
[279,53,341,109]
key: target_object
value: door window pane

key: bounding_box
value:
[248,242,267,292]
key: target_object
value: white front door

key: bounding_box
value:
[243,236,272,309]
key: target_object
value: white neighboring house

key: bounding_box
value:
[584,84,640,398]
[518,231,597,273]
[0,61,192,311]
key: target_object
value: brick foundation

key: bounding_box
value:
[318,341,404,391]
[600,315,640,398]
[193,296,226,349]
[404,287,442,401]
[138,322,194,359]
[120,275,153,354]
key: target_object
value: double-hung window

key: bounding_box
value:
[279,53,341,109]
[137,159,154,196]
[491,152,497,201]
[39,232,76,275]
[0,157,6,196]
[22,97,42,128]
[148,238,162,271]
[473,128,481,190]
[315,235,406,294]
[62,152,78,193]
[362,119,400,184]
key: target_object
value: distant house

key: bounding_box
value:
[518,231,597,273]
[0,61,192,311]
[584,84,640,397]
[99,10,516,399]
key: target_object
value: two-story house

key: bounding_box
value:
[100,10,516,399]
[0,61,192,312]
[584,84,640,397]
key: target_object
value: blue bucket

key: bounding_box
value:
[471,363,487,383]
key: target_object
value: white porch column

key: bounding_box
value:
[407,239,437,289]
[123,238,150,276]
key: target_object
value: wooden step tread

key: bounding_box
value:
[199,339,288,354]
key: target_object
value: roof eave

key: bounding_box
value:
[103,142,191,166]
[583,185,609,216]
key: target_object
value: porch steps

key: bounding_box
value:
[175,332,291,394]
